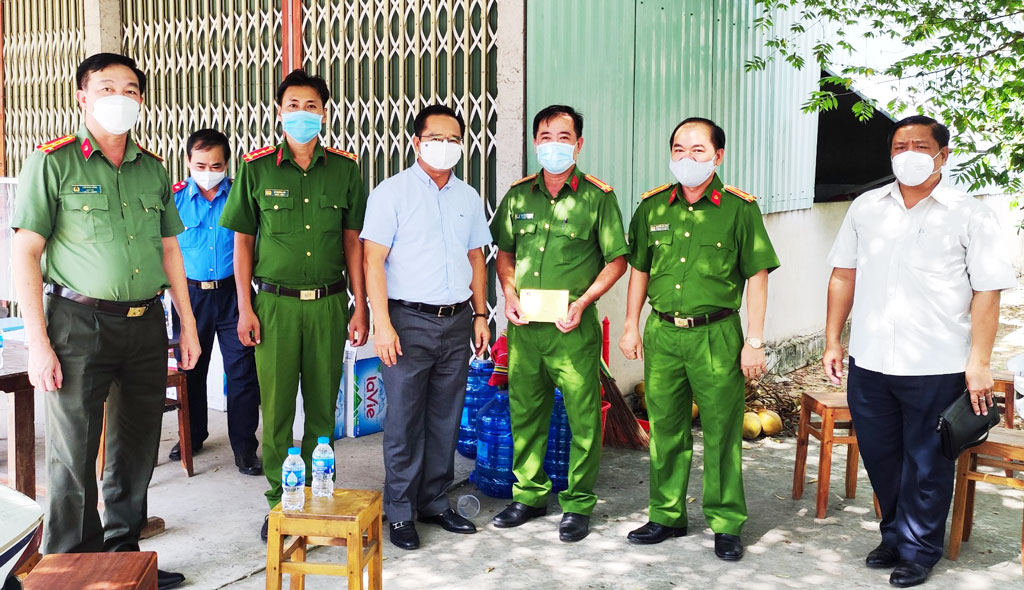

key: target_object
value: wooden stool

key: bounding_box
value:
[266,488,383,590]
[23,551,158,590]
[793,390,881,518]
[992,370,1016,429]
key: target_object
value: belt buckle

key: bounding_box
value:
[127,306,147,318]
[673,316,694,329]
[437,305,455,317]
[200,281,216,290]
[300,289,318,301]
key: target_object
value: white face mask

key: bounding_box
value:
[191,169,226,191]
[90,95,141,135]
[419,140,462,170]
[669,156,717,187]
[891,150,941,187]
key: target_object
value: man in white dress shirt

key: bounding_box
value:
[822,115,1016,588]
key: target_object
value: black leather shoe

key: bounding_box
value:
[889,561,931,587]
[260,515,268,543]
[157,569,185,590]
[627,521,687,544]
[389,521,420,550]
[418,508,477,534]
[492,502,547,528]
[559,512,590,542]
[714,533,744,561]
[234,450,263,476]
[866,542,900,569]
[168,441,202,461]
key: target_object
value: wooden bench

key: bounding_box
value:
[22,551,158,590]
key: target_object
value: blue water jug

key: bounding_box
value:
[544,388,572,492]
[458,358,495,459]
[474,389,515,498]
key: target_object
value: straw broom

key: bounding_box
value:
[600,359,649,450]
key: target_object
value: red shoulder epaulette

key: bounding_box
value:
[36,134,76,154]
[723,185,757,203]
[325,147,358,161]
[584,174,613,193]
[172,180,188,193]
[242,146,276,162]
[511,173,537,187]
[137,144,163,162]
[641,183,672,200]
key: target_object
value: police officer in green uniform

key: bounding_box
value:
[490,105,628,543]
[11,53,198,590]
[219,70,368,541]
[619,117,779,561]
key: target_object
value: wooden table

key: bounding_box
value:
[0,342,37,498]
[23,551,158,590]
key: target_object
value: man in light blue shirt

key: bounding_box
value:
[362,105,491,550]
[171,129,261,476]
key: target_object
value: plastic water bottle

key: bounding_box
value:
[544,388,572,492]
[458,358,496,458]
[473,389,515,498]
[281,447,305,511]
[312,436,335,497]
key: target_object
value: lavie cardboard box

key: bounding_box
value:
[341,340,387,438]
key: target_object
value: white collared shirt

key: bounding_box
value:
[827,180,1016,376]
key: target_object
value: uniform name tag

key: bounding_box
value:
[650,223,670,232]
[515,213,534,220]
[265,189,289,198]
[71,185,102,194]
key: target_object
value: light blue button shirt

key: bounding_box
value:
[360,162,492,305]
[174,177,234,281]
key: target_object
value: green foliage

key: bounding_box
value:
[749,0,1024,198]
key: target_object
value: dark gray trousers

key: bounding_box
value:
[381,301,471,522]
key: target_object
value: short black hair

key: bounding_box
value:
[533,105,583,138]
[670,117,726,151]
[186,128,230,161]
[276,69,330,106]
[413,104,466,137]
[76,53,147,95]
[887,115,950,149]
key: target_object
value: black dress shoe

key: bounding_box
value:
[492,502,547,528]
[714,533,744,561]
[157,569,185,590]
[889,561,931,587]
[389,521,420,550]
[260,515,269,543]
[627,521,687,544]
[168,441,202,461]
[559,513,590,542]
[418,508,477,533]
[866,542,901,569]
[234,450,263,476]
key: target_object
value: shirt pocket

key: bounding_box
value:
[512,219,538,255]
[318,192,344,233]
[176,207,204,251]
[59,193,113,243]
[138,195,166,241]
[695,232,735,278]
[908,230,963,273]
[258,195,294,235]
[647,230,674,270]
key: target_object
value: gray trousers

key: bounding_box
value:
[42,294,167,554]
[381,301,472,522]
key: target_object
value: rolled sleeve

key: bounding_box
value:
[358,187,398,248]
[596,191,629,262]
[219,161,259,235]
[626,203,652,272]
[826,202,859,269]
[490,192,515,252]
[12,151,58,239]
[468,197,492,250]
[965,206,1016,291]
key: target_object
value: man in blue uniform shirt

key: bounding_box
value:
[171,128,262,475]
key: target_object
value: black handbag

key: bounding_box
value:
[936,388,1001,460]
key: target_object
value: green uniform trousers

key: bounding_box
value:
[253,290,347,508]
[42,294,168,554]
[506,306,602,515]
[643,311,747,535]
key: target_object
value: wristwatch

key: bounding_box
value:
[745,337,765,349]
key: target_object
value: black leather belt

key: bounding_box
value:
[187,276,233,290]
[258,280,346,301]
[44,284,160,318]
[654,308,734,329]
[390,299,469,317]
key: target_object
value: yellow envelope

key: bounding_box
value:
[519,289,569,323]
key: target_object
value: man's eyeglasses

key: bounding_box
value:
[419,135,463,144]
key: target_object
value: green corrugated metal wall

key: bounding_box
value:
[525,0,818,217]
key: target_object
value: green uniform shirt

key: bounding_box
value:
[219,141,366,288]
[491,167,629,300]
[12,126,183,301]
[627,174,780,316]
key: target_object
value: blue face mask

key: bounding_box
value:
[281,111,323,144]
[536,141,576,174]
